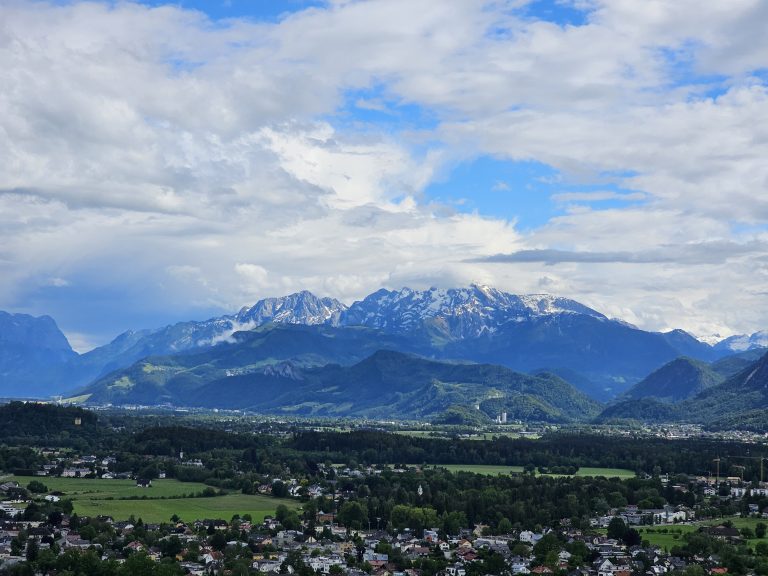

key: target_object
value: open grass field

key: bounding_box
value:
[393,429,534,441]
[13,476,211,499]
[435,464,635,478]
[637,525,698,549]
[437,464,525,475]
[636,517,768,550]
[72,493,296,524]
[11,476,296,524]
[575,467,636,478]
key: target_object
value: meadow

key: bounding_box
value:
[435,464,635,478]
[12,476,296,524]
[634,517,768,550]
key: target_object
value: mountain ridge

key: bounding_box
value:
[79,347,602,422]
[1,285,764,402]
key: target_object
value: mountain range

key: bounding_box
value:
[596,349,768,431]
[1,285,767,425]
[79,347,602,422]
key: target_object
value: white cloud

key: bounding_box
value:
[1,0,767,344]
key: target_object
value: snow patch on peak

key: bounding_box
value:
[236,291,347,327]
[341,286,605,339]
[715,330,768,352]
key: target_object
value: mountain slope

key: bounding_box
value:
[77,323,426,406]
[711,349,768,379]
[81,348,602,422]
[59,291,350,390]
[441,313,694,396]
[621,357,724,403]
[715,331,768,353]
[342,285,605,340]
[0,312,77,397]
[595,398,682,424]
[236,290,346,326]
[680,350,768,423]
[1,285,737,401]
[659,330,720,362]
[595,351,768,430]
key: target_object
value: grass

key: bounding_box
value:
[638,525,698,549]
[59,394,91,404]
[72,493,295,524]
[437,464,525,475]
[13,476,211,499]
[575,467,636,478]
[435,465,634,478]
[12,476,296,524]
[639,517,768,551]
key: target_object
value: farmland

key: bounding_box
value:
[12,476,296,524]
[435,464,635,478]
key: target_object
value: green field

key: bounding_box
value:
[436,465,634,478]
[72,493,295,524]
[438,464,525,475]
[393,429,534,441]
[12,476,296,524]
[13,476,211,499]
[639,517,768,550]
[575,467,636,478]
[638,525,697,549]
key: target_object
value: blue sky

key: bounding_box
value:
[3,0,768,349]
[124,0,612,233]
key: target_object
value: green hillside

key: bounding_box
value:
[81,347,603,423]
[621,357,724,403]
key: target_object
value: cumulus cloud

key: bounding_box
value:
[1,0,767,346]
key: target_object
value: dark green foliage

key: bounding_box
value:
[26,480,48,493]
[622,357,724,403]
[0,402,102,445]
[288,429,768,479]
[83,349,602,422]
[595,351,768,431]
[432,405,493,426]
[711,349,767,378]
[595,398,682,423]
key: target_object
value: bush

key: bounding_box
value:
[27,480,48,493]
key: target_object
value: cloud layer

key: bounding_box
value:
[1,0,767,348]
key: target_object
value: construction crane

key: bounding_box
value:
[713,457,721,484]
[730,455,768,483]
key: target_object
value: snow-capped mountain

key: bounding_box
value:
[341,284,605,339]
[2,285,742,401]
[715,330,768,353]
[236,290,346,327]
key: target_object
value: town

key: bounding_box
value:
[3,405,768,576]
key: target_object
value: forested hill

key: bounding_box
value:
[286,430,768,477]
[595,349,768,430]
[79,349,602,423]
[0,401,102,444]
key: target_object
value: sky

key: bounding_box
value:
[2,0,768,351]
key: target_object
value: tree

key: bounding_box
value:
[210,530,228,552]
[338,501,369,530]
[497,517,513,534]
[25,538,39,563]
[272,480,288,498]
[533,533,561,563]
[607,517,627,540]
[26,480,48,493]
[118,553,156,576]
[623,528,641,547]
[757,522,767,539]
